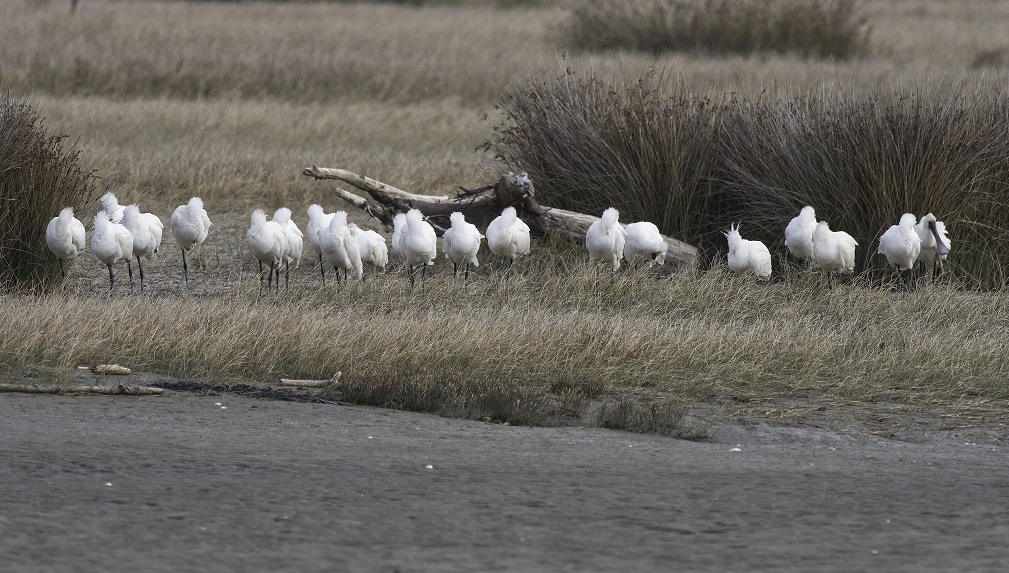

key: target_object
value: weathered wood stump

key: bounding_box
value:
[301,166,697,268]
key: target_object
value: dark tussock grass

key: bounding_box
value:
[0,95,96,291]
[488,70,1009,287]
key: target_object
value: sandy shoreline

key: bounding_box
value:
[3,388,1009,572]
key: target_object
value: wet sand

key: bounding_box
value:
[3,390,1009,572]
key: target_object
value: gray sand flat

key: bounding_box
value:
[2,391,1008,572]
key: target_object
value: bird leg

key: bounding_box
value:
[267,262,275,293]
[464,263,470,282]
[59,258,66,280]
[319,253,325,285]
[137,256,145,293]
[127,261,134,291]
[107,264,115,292]
[259,260,264,293]
[275,266,281,294]
[285,260,290,290]
[408,264,416,289]
[181,249,190,287]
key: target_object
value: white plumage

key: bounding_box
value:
[586,207,625,272]
[391,213,407,263]
[306,204,336,283]
[100,191,125,224]
[122,204,164,292]
[724,223,771,279]
[348,223,389,274]
[91,211,134,292]
[486,206,531,267]
[878,213,921,272]
[914,213,951,277]
[45,207,86,280]
[319,211,363,283]
[247,209,287,293]
[622,221,667,267]
[442,212,483,279]
[170,196,212,287]
[398,209,437,287]
[273,207,304,289]
[813,220,858,288]
[784,205,817,264]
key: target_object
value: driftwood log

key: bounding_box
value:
[301,166,697,268]
[0,383,164,396]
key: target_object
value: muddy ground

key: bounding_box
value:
[3,376,1009,573]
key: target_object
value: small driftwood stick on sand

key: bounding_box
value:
[280,372,342,388]
[0,383,164,396]
[301,166,698,268]
[91,364,132,375]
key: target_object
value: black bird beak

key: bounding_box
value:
[929,221,949,256]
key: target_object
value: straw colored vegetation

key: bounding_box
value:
[5,0,1009,430]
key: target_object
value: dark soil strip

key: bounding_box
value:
[152,380,347,405]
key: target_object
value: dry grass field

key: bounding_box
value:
[5,0,1009,431]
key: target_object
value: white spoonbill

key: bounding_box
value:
[399,209,437,287]
[121,204,164,292]
[170,197,211,287]
[91,211,134,292]
[348,223,388,276]
[724,223,771,279]
[914,213,951,279]
[622,221,667,267]
[45,207,86,281]
[486,206,531,268]
[319,211,362,283]
[391,213,407,264]
[784,205,817,266]
[442,211,483,280]
[586,207,626,272]
[273,207,304,289]
[813,220,858,289]
[247,209,287,293]
[100,191,125,223]
[877,213,921,287]
[306,204,335,284]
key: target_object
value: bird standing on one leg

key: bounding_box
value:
[784,205,817,269]
[306,204,335,285]
[486,206,531,271]
[273,207,304,290]
[813,220,857,289]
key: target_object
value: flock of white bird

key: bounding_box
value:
[730,205,951,287]
[44,192,951,292]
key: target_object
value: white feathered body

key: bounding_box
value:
[442,212,483,269]
[46,207,86,262]
[348,224,389,272]
[914,213,950,269]
[246,209,286,268]
[400,209,437,268]
[486,206,531,262]
[813,221,857,274]
[724,223,771,278]
[306,204,335,256]
[100,191,125,224]
[784,205,817,262]
[878,213,921,271]
[122,205,164,260]
[273,207,304,270]
[91,212,134,267]
[586,207,625,271]
[622,221,666,266]
[171,197,211,252]
[319,211,363,280]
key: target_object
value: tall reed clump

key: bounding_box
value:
[489,70,1009,287]
[0,95,96,291]
[562,0,869,58]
